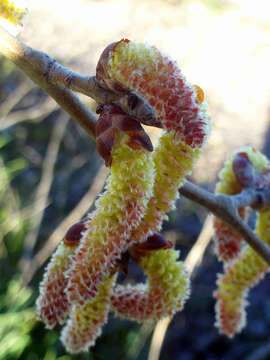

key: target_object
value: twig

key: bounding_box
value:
[19,113,68,271]
[0,26,158,134]
[0,158,21,235]
[0,80,34,118]
[185,215,214,274]
[180,181,270,265]
[21,165,109,286]
[0,96,57,130]
[147,317,171,360]
[2,13,270,320]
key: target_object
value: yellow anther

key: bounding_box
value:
[194,84,204,104]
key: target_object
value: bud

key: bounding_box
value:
[233,152,256,188]
[96,104,153,167]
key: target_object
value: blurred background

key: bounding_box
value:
[1,0,270,359]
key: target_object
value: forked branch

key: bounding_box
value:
[180,182,270,264]
[1,25,270,265]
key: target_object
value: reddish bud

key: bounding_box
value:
[129,232,172,262]
[233,152,256,188]
[96,40,161,129]
[115,251,130,276]
[96,41,129,93]
[119,92,162,128]
[96,104,153,167]
[64,221,87,246]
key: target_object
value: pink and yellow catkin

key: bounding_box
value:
[95,39,210,319]
[102,39,210,148]
[66,132,154,304]
[0,0,28,35]
[214,147,270,337]
[37,39,211,353]
[61,276,116,354]
[94,39,209,319]
[37,130,154,351]
[36,221,86,328]
[111,248,189,321]
[37,120,154,352]
[36,241,76,329]
[98,39,210,245]
[215,208,270,337]
[213,146,267,262]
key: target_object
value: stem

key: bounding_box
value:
[180,181,270,265]
[0,26,157,132]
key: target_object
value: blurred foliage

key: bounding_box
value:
[0,280,35,360]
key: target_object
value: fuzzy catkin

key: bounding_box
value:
[36,242,76,328]
[215,209,270,337]
[65,132,154,304]
[111,249,190,321]
[61,276,116,354]
[214,146,270,337]
[37,39,211,353]
[97,39,210,320]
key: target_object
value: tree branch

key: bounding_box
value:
[180,181,270,265]
[1,25,270,266]
[0,26,158,134]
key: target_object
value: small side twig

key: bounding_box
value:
[19,113,68,271]
[0,26,157,136]
[0,96,57,130]
[180,181,270,265]
[0,80,34,119]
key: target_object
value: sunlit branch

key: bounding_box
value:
[0,26,157,136]
[1,24,270,267]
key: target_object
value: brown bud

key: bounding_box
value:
[129,232,173,262]
[114,251,130,276]
[96,40,161,129]
[233,152,256,188]
[96,104,153,167]
[64,221,87,246]
[96,41,129,93]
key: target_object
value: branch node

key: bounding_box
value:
[44,56,57,83]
